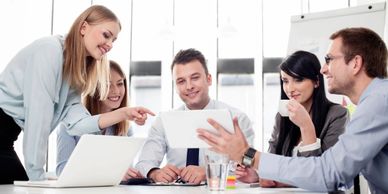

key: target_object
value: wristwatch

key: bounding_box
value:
[242,147,256,167]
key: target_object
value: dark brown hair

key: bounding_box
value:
[171,48,208,74]
[330,27,387,78]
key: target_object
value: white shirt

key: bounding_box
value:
[135,99,255,177]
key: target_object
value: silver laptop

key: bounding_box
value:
[14,134,144,188]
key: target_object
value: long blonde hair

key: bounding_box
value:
[83,60,129,136]
[63,5,121,100]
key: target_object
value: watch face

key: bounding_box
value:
[242,155,253,167]
[242,147,256,167]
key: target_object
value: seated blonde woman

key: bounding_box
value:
[56,60,151,180]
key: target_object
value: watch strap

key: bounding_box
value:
[245,147,256,158]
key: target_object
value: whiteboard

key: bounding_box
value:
[287,2,386,103]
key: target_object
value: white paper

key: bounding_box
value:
[161,109,234,148]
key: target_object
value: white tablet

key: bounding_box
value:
[160,109,234,148]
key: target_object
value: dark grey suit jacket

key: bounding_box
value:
[268,104,349,157]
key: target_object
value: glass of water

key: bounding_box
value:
[204,149,230,191]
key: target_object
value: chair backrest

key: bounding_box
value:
[130,61,162,77]
[263,57,283,74]
[217,58,254,74]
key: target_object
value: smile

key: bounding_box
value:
[186,91,199,97]
[99,46,108,54]
[108,96,120,102]
[291,94,300,99]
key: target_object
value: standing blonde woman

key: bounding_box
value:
[0,5,153,183]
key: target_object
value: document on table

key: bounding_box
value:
[121,178,205,186]
[161,109,234,148]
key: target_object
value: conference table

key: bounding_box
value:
[0,184,326,194]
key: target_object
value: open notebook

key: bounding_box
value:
[14,134,144,188]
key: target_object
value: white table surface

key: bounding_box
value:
[0,184,326,194]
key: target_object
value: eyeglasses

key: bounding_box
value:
[324,55,344,64]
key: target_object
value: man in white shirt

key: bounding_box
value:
[135,48,255,184]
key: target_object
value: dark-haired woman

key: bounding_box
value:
[236,50,349,187]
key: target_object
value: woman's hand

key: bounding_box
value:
[98,106,155,129]
[287,99,312,129]
[287,99,316,145]
[125,106,155,125]
[235,165,259,183]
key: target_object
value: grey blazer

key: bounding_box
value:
[268,104,349,157]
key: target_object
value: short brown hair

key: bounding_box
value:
[330,27,387,78]
[171,48,208,74]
